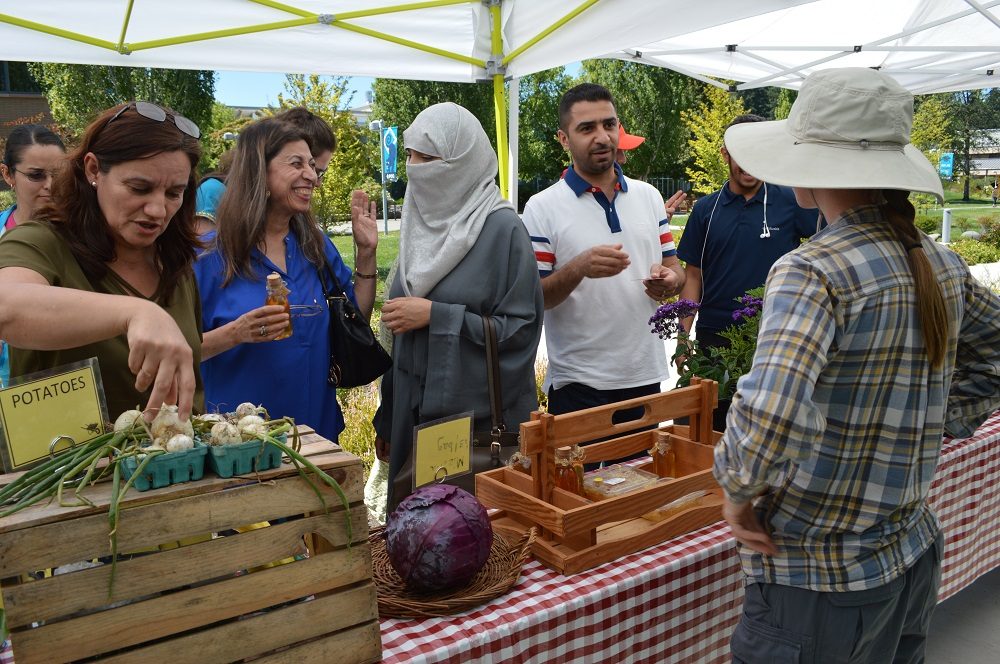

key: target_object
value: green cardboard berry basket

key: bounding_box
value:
[206,434,285,478]
[120,444,209,492]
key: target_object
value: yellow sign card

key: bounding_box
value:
[412,412,473,490]
[0,361,107,470]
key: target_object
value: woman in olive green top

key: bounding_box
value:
[0,102,204,419]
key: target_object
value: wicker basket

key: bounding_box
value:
[369,526,536,618]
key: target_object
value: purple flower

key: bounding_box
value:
[732,294,763,321]
[648,298,700,339]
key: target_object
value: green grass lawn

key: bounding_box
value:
[330,231,400,306]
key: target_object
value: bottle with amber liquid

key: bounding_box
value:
[554,446,582,495]
[265,272,293,340]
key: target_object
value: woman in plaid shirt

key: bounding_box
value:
[715,68,1000,663]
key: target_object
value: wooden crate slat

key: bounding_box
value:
[3,505,369,628]
[91,584,378,664]
[9,542,372,663]
[0,466,364,576]
[248,621,382,664]
[476,470,567,536]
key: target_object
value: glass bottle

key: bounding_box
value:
[265,272,293,340]
[554,446,582,494]
[570,444,585,488]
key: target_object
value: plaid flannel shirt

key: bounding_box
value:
[714,204,1000,591]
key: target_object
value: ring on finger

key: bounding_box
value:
[259,324,267,337]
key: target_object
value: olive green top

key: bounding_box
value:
[0,221,205,418]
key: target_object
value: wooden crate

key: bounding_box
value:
[0,431,380,664]
[477,379,724,575]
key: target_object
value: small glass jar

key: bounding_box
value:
[265,272,293,340]
[554,445,582,494]
[507,451,531,474]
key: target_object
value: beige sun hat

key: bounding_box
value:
[724,68,944,201]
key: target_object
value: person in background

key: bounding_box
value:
[615,123,644,165]
[522,83,683,422]
[194,148,233,234]
[0,124,67,387]
[0,102,203,418]
[675,114,819,429]
[373,102,543,510]
[715,67,1000,663]
[195,117,378,442]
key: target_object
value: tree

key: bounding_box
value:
[517,67,573,182]
[681,84,748,194]
[199,102,252,174]
[738,86,781,119]
[943,89,1000,200]
[267,74,377,228]
[580,59,703,179]
[773,88,796,120]
[910,94,952,171]
[26,63,214,139]
[370,78,495,179]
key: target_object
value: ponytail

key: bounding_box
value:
[879,190,948,368]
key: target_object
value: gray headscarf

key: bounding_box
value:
[397,102,514,298]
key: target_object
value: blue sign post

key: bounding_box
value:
[939,152,954,179]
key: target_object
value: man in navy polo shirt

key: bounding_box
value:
[522,83,684,419]
[676,114,819,425]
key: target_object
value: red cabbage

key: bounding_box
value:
[385,484,494,592]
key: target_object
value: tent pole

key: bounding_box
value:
[116,1,136,53]
[490,1,509,199]
[508,77,520,209]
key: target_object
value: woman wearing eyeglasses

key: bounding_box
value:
[195,117,378,442]
[0,124,67,387]
[0,102,204,419]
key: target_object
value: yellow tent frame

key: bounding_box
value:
[0,0,602,199]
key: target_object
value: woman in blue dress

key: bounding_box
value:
[195,117,378,441]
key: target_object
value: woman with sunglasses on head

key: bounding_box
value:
[0,124,67,387]
[195,117,378,441]
[0,102,204,419]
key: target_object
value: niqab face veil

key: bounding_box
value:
[397,102,514,298]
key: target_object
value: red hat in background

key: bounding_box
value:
[618,124,645,150]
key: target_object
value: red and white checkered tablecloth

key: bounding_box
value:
[380,410,1000,664]
[1,413,997,663]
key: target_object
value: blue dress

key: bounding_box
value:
[194,229,356,441]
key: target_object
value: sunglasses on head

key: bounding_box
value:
[11,166,58,183]
[105,101,201,139]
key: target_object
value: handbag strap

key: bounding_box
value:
[481,315,507,460]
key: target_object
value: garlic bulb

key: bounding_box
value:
[234,402,261,420]
[210,422,241,446]
[238,415,268,441]
[165,434,194,453]
[194,413,225,426]
[113,409,144,434]
[150,403,194,445]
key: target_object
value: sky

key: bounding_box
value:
[214,70,375,109]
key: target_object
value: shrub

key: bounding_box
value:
[914,214,938,235]
[948,239,1000,266]
[337,382,378,472]
[979,219,1000,249]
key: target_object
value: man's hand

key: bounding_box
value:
[375,436,389,462]
[643,263,682,300]
[572,244,630,279]
[664,190,686,219]
[722,495,778,556]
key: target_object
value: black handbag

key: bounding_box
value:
[318,263,392,389]
[448,315,521,495]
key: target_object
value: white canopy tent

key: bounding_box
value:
[0,0,995,199]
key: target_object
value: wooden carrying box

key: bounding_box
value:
[0,431,380,664]
[477,378,724,575]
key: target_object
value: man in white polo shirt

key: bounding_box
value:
[522,83,684,419]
